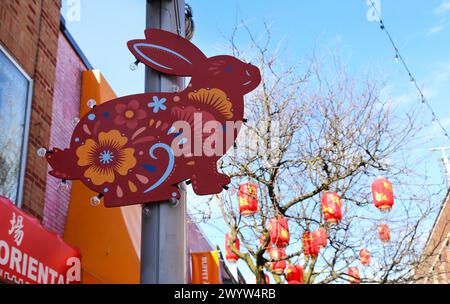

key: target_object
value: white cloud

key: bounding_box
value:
[380,58,450,114]
[428,1,450,37]
[434,1,450,15]
[431,61,450,83]
[440,118,450,127]
[420,60,450,102]
[391,93,415,107]
[427,24,445,36]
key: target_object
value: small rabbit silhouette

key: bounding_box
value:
[45,29,261,207]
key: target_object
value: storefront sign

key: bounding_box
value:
[191,250,220,284]
[44,28,261,207]
[0,196,81,284]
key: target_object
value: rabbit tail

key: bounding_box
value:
[46,147,81,180]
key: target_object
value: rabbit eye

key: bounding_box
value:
[224,65,233,73]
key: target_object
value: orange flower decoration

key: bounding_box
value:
[76,130,136,185]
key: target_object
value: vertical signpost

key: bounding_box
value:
[40,0,260,285]
[141,0,187,283]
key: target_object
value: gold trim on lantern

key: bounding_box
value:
[326,218,338,225]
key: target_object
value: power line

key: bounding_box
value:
[368,0,450,143]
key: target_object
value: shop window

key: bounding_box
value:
[0,45,32,206]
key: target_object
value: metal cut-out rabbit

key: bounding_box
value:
[44,29,261,207]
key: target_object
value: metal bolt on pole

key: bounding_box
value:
[140,0,187,284]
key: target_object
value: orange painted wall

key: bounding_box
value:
[63,70,141,284]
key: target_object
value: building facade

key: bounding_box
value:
[416,190,450,283]
[187,218,246,284]
[0,0,62,220]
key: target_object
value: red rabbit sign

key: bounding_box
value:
[43,29,261,208]
[0,196,81,284]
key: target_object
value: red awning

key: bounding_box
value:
[0,196,81,284]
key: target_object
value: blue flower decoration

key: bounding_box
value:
[148,96,167,113]
[99,150,114,164]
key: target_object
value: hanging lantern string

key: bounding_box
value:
[368,0,450,143]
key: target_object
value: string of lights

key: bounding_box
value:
[368,0,450,142]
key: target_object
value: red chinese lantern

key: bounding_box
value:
[225,233,240,263]
[268,216,290,247]
[286,265,304,284]
[269,247,286,275]
[348,267,361,284]
[359,249,371,266]
[313,227,328,248]
[321,191,343,225]
[372,177,394,212]
[302,231,320,257]
[238,182,258,216]
[378,224,391,243]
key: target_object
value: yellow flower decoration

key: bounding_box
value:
[238,196,249,207]
[383,181,392,192]
[281,228,289,239]
[76,130,136,185]
[330,194,341,205]
[322,206,334,214]
[188,88,233,119]
[375,191,388,202]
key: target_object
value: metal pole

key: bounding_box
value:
[140,0,187,284]
[430,147,450,186]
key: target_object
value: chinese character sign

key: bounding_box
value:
[8,212,24,246]
[0,196,81,284]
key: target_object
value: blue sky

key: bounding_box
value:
[61,0,450,282]
[61,0,450,142]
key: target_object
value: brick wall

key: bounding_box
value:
[0,0,62,219]
[417,193,450,283]
[43,33,84,235]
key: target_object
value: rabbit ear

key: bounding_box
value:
[127,29,207,76]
